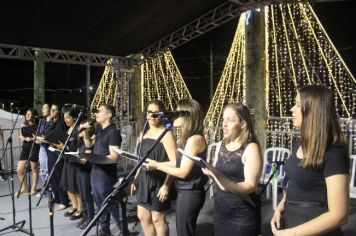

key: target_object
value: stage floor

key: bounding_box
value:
[1,178,355,236]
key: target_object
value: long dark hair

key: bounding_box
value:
[24,108,38,127]
[176,98,205,148]
[299,85,344,168]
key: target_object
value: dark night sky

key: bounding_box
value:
[0,1,355,113]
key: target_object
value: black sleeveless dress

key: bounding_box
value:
[20,124,40,162]
[60,129,79,193]
[135,138,171,211]
[214,141,261,236]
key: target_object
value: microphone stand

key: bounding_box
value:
[257,161,284,197]
[36,111,84,236]
[0,110,30,235]
[81,121,174,236]
[15,118,42,236]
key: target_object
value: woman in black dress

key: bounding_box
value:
[17,108,40,195]
[202,103,263,236]
[131,99,177,236]
[75,123,95,229]
[54,106,83,220]
[45,103,69,211]
[146,98,208,236]
[271,85,349,236]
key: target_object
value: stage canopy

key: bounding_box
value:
[0,0,229,57]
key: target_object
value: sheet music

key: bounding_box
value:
[48,146,79,156]
[110,146,144,162]
[177,148,209,168]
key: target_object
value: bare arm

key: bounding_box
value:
[271,194,287,232]
[272,174,349,236]
[19,127,25,142]
[202,143,262,204]
[146,135,206,179]
[161,131,177,185]
[107,144,120,161]
[209,143,262,194]
[155,131,177,201]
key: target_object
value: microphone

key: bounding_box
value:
[151,110,190,119]
[78,120,95,133]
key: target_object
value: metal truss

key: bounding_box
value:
[140,1,243,57]
[140,0,344,57]
[0,43,134,67]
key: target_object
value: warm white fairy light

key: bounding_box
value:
[265,3,356,148]
[204,12,247,142]
[141,50,191,112]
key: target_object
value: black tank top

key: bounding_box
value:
[175,148,208,190]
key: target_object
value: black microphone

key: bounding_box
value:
[78,120,95,133]
[151,110,190,119]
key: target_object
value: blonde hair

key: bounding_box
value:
[176,98,204,148]
[224,103,258,149]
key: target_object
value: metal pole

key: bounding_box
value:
[86,65,91,109]
[210,43,214,102]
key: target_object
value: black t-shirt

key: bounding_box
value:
[285,144,349,203]
[92,123,122,180]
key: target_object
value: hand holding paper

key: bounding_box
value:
[177,148,209,168]
[110,146,146,163]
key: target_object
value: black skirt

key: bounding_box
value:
[19,142,40,162]
[282,201,343,236]
[60,158,79,193]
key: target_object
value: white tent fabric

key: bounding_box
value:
[0,109,25,171]
[0,109,25,129]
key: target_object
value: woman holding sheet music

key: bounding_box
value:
[44,103,69,211]
[54,105,83,220]
[17,108,40,196]
[131,99,177,236]
[202,103,262,236]
[145,98,208,236]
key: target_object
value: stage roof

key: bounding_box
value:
[0,0,231,57]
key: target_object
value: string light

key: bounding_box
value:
[204,12,247,142]
[91,59,116,109]
[265,3,356,148]
[91,59,132,122]
[141,50,191,112]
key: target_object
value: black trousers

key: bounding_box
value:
[176,189,206,236]
[76,169,94,220]
[47,151,69,206]
[91,173,127,232]
[283,201,343,236]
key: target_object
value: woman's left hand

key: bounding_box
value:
[202,163,218,177]
[157,185,169,202]
[144,159,158,170]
